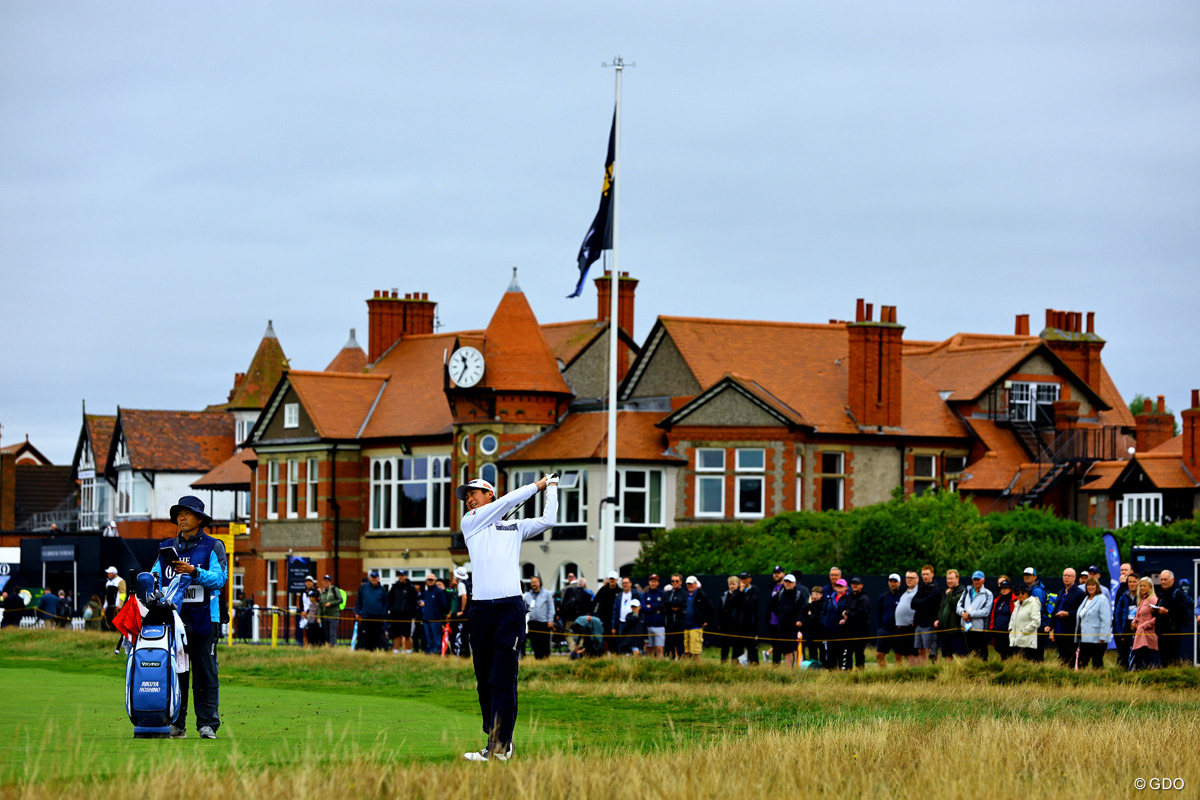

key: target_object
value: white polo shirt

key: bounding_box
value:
[462,483,558,601]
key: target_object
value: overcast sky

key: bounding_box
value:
[3,2,1198,465]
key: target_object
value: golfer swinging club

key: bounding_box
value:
[457,472,558,762]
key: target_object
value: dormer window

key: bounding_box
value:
[1009,381,1059,425]
[284,403,299,429]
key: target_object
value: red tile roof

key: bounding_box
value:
[1137,454,1197,489]
[325,329,368,374]
[957,418,1036,492]
[903,334,1040,401]
[1080,461,1126,492]
[286,371,389,440]
[193,447,256,490]
[541,319,604,366]
[359,333,462,438]
[478,290,572,394]
[223,323,289,410]
[116,409,235,473]
[654,317,963,437]
[86,414,116,473]
[503,411,681,463]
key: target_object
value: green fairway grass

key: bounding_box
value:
[2,628,1198,796]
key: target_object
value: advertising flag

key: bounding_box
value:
[569,111,616,298]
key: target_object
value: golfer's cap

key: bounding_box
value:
[1088,565,1101,573]
[850,576,864,585]
[999,579,1012,589]
[1023,567,1037,576]
[835,579,848,588]
[630,599,641,607]
[888,573,901,582]
[396,568,407,576]
[648,574,659,580]
[772,565,785,573]
[456,478,495,501]
[323,574,332,580]
[305,575,315,582]
[738,571,751,580]
[369,570,380,578]
[453,567,468,580]
[685,575,698,585]
[105,566,118,574]
[608,570,619,580]
[972,570,985,580]
[783,574,797,583]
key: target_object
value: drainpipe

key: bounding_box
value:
[331,444,340,586]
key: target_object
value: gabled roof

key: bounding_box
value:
[661,373,811,430]
[72,413,117,478]
[1080,452,1197,492]
[502,411,682,463]
[286,371,389,440]
[476,288,571,395]
[628,317,963,438]
[903,334,1041,401]
[325,329,368,374]
[540,318,639,368]
[193,447,256,490]
[110,409,234,474]
[361,332,464,438]
[219,321,289,410]
[2,437,52,466]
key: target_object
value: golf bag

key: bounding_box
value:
[123,572,188,738]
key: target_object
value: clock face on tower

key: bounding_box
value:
[448,346,485,388]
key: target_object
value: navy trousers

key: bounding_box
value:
[179,631,220,732]
[468,597,526,748]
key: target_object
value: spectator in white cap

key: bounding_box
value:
[102,566,126,632]
[591,571,621,650]
[681,576,713,660]
[876,573,905,667]
[623,598,647,655]
[956,570,993,660]
[450,566,471,657]
[1022,567,1049,662]
[769,574,804,667]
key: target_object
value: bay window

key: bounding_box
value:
[371,454,452,531]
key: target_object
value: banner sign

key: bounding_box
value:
[287,557,314,594]
[41,545,76,563]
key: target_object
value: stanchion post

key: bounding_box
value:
[270,610,278,648]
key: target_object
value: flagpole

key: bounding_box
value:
[600,55,627,582]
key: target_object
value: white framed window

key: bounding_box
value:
[735,448,765,518]
[284,403,299,429]
[618,468,663,525]
[267,560,278,608]
[287,459,299,517]
[819,451,845,512]
[370,455,453,530]
[306,458,319,518]
[696,448,725,517]
[479,434,498,456]
[80,476,96,530]
[233,571,244,598]
[508,470,543,519]
[116,470,150,517]
[1120,493,1162,527]
[913,454,937,497]
[557,470,587,524]
[795,454,804,511]
[267,461,279,519]
[1009,381,1059,423]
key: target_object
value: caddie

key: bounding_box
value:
[151,495,228,740]
[457,474,558,762]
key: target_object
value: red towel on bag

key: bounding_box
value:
[112,597,146,645]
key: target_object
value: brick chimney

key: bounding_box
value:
[595,271,638,382]
[1134,395,1174,454]
[846,299,903,428]
[1014,314,1030,336]
[1182,389,1200,470]
[366,290,436,363]
[1040,308,1105,395]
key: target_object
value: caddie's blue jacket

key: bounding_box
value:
[151,531,228,624]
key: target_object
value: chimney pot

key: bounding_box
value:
[1157,395,1166,413]
[1144,398,1153,414]
[1086,311,1095,334]
[855,298,865,323]
[1193,389,1199,410]
[391,289,398,298]
[865,303,873,322]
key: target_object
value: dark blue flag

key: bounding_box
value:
[569,111,615,298]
